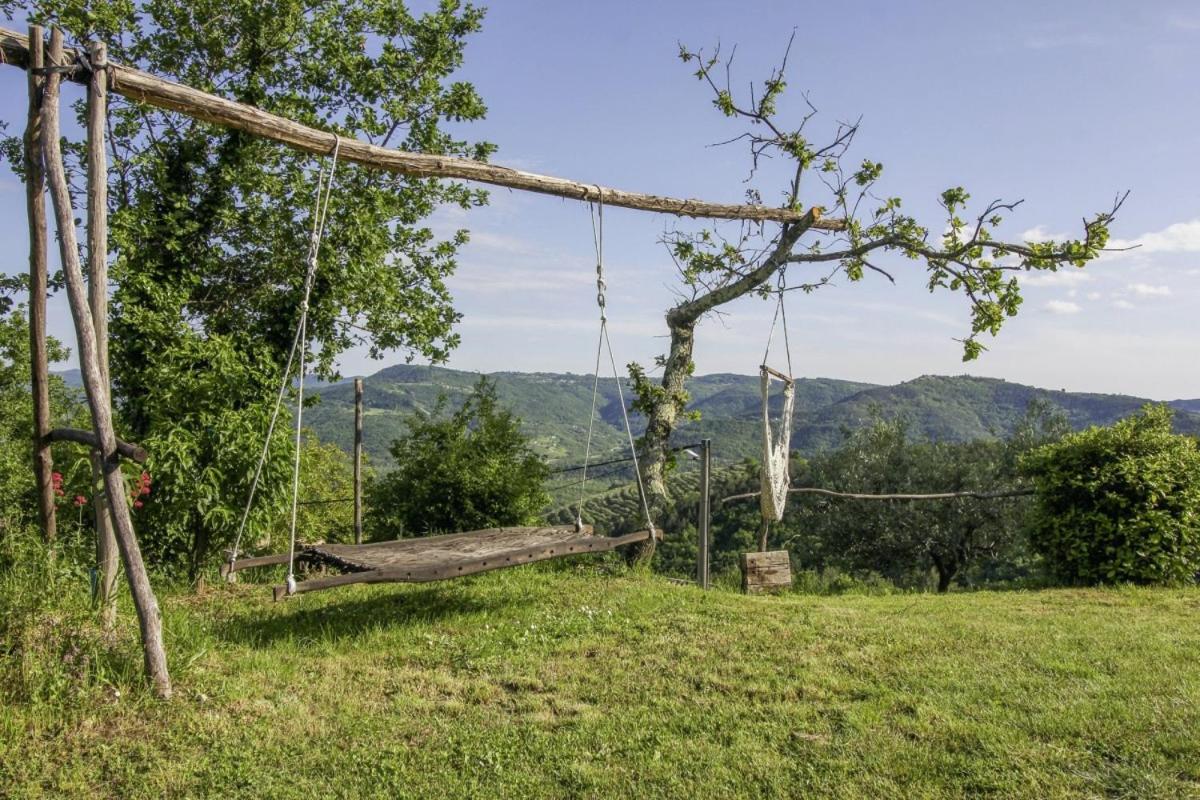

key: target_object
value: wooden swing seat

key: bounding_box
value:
[221,524,656,599]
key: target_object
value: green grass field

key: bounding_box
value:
[3,562,1199,798]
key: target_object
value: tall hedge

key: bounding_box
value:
[1021,405,1200,585]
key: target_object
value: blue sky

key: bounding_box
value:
[2,1,1198,398]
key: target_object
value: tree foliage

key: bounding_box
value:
[367,377,550,537]
[2,0,493,572]
[629,34,1125,567]
[0,307,92,536]
[1021,405,1200,586]
[785,419,1030,591]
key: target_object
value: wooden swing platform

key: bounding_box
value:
[220,525,656,599]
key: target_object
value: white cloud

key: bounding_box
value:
[1020,269,1093,287]
[1044,300,1082,315]
[1021,225,1070,243]
[1167,13,1200,31]
[1112,299,1136,310]
[1086,291,1102,300]
[1126,283,1172,297]
[1110,219,1200,254]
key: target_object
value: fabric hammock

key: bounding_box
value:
[759,366,795,523]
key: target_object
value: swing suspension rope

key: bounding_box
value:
[763,268,792,375]
[575,195,656,538]
[227,137,342,586]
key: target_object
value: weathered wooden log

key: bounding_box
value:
[87,40,118,628]
[0,26,845,229]
[24,25,55,544]
[740,550,792,594]
[722,486,1036,505]
[90,451,118,628]
[353,377,363,545]
[271,528,656,599]
[41,29,170,698]
[221,552,290,577]
[45,427,148,463]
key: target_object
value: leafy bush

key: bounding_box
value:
[368,377,550,537]
[1021,405,1200,585]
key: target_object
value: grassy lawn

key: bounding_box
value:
[2,563,1199,798]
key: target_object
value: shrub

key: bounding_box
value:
[367,377,549,537]
[1021,405,1200,585]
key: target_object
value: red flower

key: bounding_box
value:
[133,500,144,509]
[73,495,87,507]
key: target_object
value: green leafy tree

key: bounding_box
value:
[2,1,493,573]
[1021,405,1200,585]
[262,434,359,550]
[791,419,1028,592]
[0,306,91,536]
[628,36,1123,563]
[367,377,549,537]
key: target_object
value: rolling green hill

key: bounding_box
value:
[303,366,1200,470]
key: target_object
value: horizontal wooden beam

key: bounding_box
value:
[222,551,290,577]
[44,427,148,463]
[760,364,793,383]
[0,26,844,228]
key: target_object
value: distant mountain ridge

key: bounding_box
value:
[293,365,1200,469]
[53,366,1200,469]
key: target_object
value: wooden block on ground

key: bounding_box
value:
[740,550,792,594]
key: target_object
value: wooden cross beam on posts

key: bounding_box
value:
[0,25,846,229]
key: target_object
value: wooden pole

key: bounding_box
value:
[24,25,55,544]
[41,29,171,698]
[0,26,845,229]
[45,427,148,462]
[87,40,118,627]
[723,486,1037,505]
[698,438,711,590]
[353,377,363,545]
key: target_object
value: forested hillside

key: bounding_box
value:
[288,365,1200,467]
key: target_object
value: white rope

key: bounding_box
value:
[229,140,344,572]
[575,195,656,537]
[285,136,341,592]
[574,192,608,531]
[227,321,302,570]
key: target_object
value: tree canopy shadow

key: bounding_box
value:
[215,579,529,647]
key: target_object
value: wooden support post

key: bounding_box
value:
[353,377,363,545]
[41,29,171,698]
[90,451,118,627]
[24,25,55,544]
[87,40,118,627]
[698,438,711,590]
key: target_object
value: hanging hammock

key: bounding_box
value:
[760,365,795,523]
[758,269,796,532]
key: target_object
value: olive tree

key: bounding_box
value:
[628,37,1123,562]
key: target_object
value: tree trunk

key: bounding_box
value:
[933,557,957,593]
[626,316,696,564]
[631,213,820,563]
